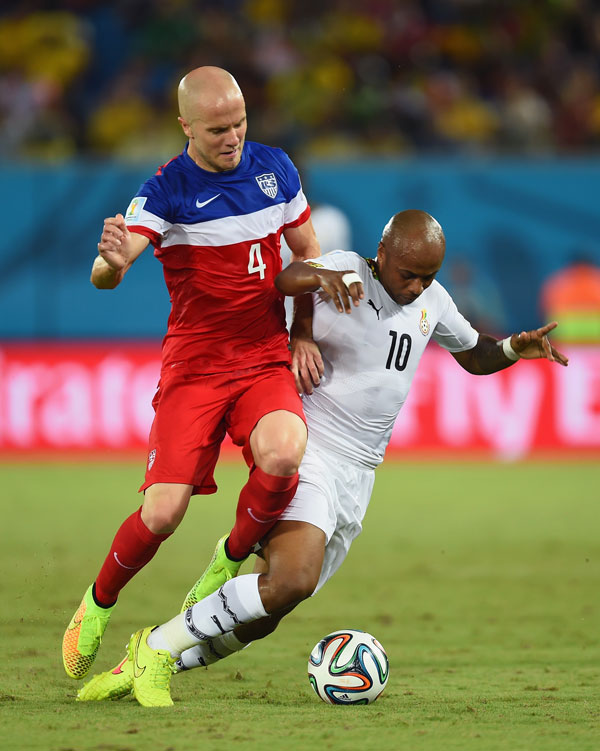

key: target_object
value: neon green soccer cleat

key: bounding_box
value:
[128,626,176,707]
[76,654,133,701]
[180,535,247,612]
[62,585,115,679]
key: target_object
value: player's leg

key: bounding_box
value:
[178,450,378,674]
[176,607,296,671]
[78,523,322,702]
[78,558,276,702]
[181,367,307,608]
[123,522,323,706]
[115,442,352,707]
[157,521,325,655]
[62,483,192,681]
[76,608,300,701]
[226,408,307,559]
[181,410,307,607]
[78,462,339,704]
[174,453,374,679]
[177,555,298,672]
[79,453,374,703]
[256,520,326,611]
[63,370,227,679]
[227,365,307,560]
[96,484,192,602]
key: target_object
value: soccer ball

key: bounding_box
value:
[307,629,389,705]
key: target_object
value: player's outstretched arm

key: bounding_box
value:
[91,213,149,289]
[452,322,569,375]
[275,262,364,314]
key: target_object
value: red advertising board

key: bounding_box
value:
[0,342,599,459]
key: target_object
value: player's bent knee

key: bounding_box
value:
[142,504,184,534]
[141,485,191,533]
[277,575,316,609]
[259,451,302,477]
[255,435,306,476]
[261,568,319,612]
[235,606,295,642]
[251,412,307,476]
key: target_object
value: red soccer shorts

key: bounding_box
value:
[139,363,305,495]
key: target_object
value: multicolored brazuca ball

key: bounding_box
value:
[308,629,389,705]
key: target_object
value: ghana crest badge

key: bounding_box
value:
[419,309,430,335]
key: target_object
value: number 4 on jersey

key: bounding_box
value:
[248,243,266,280]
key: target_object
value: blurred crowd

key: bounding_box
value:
[1,0,600,163]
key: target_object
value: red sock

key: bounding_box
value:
[227,467,299,559]
[94,507,172,605]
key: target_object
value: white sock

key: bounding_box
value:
[148,574,267,658]
[175,631,249,671]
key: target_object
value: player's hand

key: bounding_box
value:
[291,337,324,394]
[511,321,569,366]
[314,269,364,314]
[97,213,133,271]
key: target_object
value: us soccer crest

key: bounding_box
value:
[255,173,278,199]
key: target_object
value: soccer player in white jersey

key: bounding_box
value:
[77,210,568,706]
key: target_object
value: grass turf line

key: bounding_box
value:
[0,460,598,751]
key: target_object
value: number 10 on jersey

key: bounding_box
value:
[248,243,266,280]
[386,331,412,371]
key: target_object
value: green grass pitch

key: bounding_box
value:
[1,459,599,751]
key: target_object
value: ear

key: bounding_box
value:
[377,241,385,264]
[178,116,193,139]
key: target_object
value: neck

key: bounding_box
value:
[187,142,215,172]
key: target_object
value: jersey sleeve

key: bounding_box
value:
[124,175,174,246]
[432,286,479,352]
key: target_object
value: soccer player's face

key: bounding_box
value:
[182,98,247,172]
[377,241,443,305]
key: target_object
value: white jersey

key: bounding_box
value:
[303,251,479,468]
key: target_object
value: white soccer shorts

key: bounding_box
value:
[278,438,375,594]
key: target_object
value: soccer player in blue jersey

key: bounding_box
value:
[62,66,321,681]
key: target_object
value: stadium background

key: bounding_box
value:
[1,0,598,458]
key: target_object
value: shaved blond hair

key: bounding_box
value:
[178,66,244,122]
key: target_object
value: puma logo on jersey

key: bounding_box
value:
[368,299,383,319]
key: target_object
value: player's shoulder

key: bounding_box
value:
[321,249,364,266]
[425,279,452,302]
[419,279,457,316]
[155,149,187,176]
[245,141,298,178]
[124,150,191,223]
[246,140,294,164]
[135,149,187,194]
